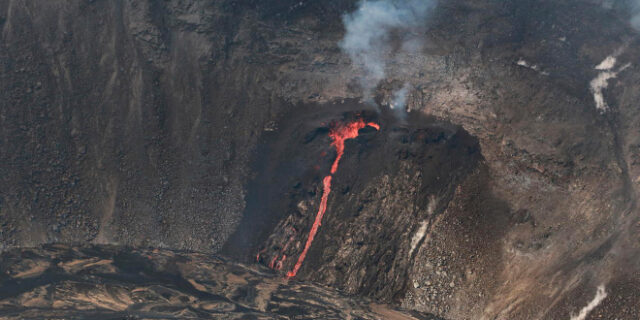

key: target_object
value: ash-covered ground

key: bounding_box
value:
[2,0,640,319]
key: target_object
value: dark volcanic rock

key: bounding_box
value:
[224,102,481,305]
[0,244,441,320]
[1,0,640,319]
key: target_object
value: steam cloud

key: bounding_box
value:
[603,0,640,30]
[339,0,436,104]
[390,83,412,119]
[632,1,640,30]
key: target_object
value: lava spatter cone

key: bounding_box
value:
[286,119,380,278]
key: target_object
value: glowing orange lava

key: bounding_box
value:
[286,119,379,278]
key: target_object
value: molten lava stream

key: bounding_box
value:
[286,119,379,278]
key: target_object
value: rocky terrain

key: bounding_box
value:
[0,244,439,319]
[1,0,640,319]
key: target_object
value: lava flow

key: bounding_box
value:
[286,118,379,278]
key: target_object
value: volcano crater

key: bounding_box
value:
[224,99,482,302]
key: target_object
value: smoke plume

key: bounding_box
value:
[390,83,412,119]
[603,0,640,30]
[632,0,640,30]
[339,0,436,101]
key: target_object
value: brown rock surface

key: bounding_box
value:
[0,244,439,319]
[1,0,640,319]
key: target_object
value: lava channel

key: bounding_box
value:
[286,118,379,278]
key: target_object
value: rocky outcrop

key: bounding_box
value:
[0,244,441,319]
[1,0,640,319]
[224,104,481,304]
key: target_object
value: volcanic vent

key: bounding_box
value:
[224,99,481,302]
[285,118,380,278]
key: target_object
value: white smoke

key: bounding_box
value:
[602,0,640,30]
[569,285,607,320]
[631,0,640,30]
[390,83,412,119]
[339,0,436,101]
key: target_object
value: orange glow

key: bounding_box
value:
[286,175,332,278]
[286,119,379,278]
